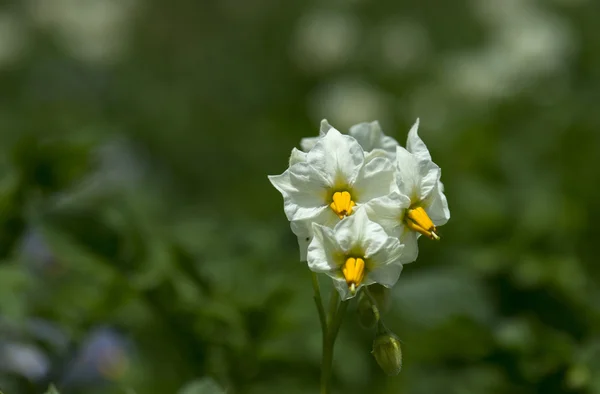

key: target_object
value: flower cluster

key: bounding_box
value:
[269,119,450,300]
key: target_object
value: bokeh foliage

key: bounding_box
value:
[1,0,600,393]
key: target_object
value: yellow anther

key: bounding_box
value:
[342,257,365,294]
[405,206,440,240]
[330,191,356,220]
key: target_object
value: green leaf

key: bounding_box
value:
[178,378,225,394]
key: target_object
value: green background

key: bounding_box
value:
[1,0,600,393]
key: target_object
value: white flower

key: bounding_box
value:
[307,209,404,300]
[301,120,399,159]
[269,125,396,260]
[365,119,450,264]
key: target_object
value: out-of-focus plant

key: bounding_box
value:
[2,0,600,393]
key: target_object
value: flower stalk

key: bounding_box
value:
[311,272,327,339]
[364,286,381,323]
[318,286,348,394]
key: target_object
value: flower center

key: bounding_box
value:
[342,257,365,294]
[405,206,440,240]
[329,191,356,220]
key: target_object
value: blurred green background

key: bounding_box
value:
[1,0,600,393]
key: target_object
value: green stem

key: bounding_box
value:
[327,287,340,325]
[311,272,327,338]
[329,299,349,344]
[321,333,333,394]
[320,291,348,394]
[364,286,381,323]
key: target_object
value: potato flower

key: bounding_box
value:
[307,209,404,300]
[365,119,450,264]
[269,124,396,260]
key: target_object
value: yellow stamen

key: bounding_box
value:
[329,191,356,220]
[406,206,440,240]
[343,257,365,294]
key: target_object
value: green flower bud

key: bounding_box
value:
[372,332,402,376]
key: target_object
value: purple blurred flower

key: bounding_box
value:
[61,327,132,388]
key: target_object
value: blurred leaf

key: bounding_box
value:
[178,378,225,394]
[402,365,507,394]
[0,264,29,320]
[394,266,494,326]
[0,170,25,258]
[10,137,93,196]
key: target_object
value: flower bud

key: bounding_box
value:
[372,333,402,376]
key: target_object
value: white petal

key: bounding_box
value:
[399,231,419,264]
[363,193,410,238]
[268,171,294,196]
[320,119,333,135]
[349,121,399,154]
[425,181,450,226]
[307,223,343,273]
[367,235,404,267]
[333,209,395,258]
[363,219,399,258]
[332,275,375,300]
[395,146,420,201]
[300,137,320,152]
[297,235,310,262]
[380,135,400,154]
[333,208,369,252]
[331,276,354,300]
[349,121,381,152]
[364,149,389,162]
[269,165,328,221]
[307,127,365,186]
[363,194,417,264]
[368,262,403,288]
[289,161,329,189]
[406,118,432,163]
[418,160,441,201]
[352,155,395,203]
[269,171,305,221]
[291,210,340,261]
[289,148,307,166]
